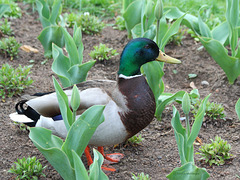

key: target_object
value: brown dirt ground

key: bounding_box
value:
[1,3,240,180]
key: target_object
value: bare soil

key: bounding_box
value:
[1,3,240,180]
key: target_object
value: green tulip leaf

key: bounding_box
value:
[38,26,65,58]
[141,61,164,101]
[67,61,96,85]
[236,98,240,120]
[167,162,210,180]
[199,37,240,84]
[62,105,105,167]
[89,149,108,180]
[52,44,72,87]
[53,77,72,129]
[29,127,75,180]
[156,91,185,120]
[72,150,89,180]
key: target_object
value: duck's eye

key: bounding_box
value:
[163,53,166,56]
[144,44,150,49]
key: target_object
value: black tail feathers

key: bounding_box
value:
[15,100,40,127]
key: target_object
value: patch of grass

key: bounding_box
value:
[127,134,144,145]
[197,136,233,166]
[192,100,226,120]
[0,64,33,101]
[0,36,21,60]
[114,15,126,30]
[169,27,186,45]
[65,12,105,35]
[132,172,150,180]
[0,0,22,18]
[0,19,13,36]
[63,0,121,18]
[89,43,118,61]
[8,156,46,179]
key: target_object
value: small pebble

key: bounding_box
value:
[201,80,209,87]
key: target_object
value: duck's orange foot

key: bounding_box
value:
[104,153,124,164]
[101,165,116,175]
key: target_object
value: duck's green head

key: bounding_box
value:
[118,38,181,76]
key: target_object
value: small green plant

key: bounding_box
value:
[8,156,46,180]
[197,136,233,166]
[128,134,144,145]
[0,0,21,18]
[65,12,105,35]
[14,122,30,132]
[167,92,210,179]
[132,172,150,180]
[89,43,119,61]
[0,37,21,60]
[0,19,13,36]
[169,27,186,46]
[0,64,33,101]
[192,100,226,120]
[76,12,105,35]
[114,16,126,30]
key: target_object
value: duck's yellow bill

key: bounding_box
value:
[156,50,181,64]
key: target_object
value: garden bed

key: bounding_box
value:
[0,3,240,180]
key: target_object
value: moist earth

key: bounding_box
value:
[0,3,240,180]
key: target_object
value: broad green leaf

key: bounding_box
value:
[53,77,72,130]
[29,127,63,148]
[36,0,51,28]
[62,105,105,167]
[156,15,168,48]
[236,98,240,120]
[89,149,108,180]
[131,23,142,39]
[212,22,229,45]
[187,94,210,146]
[165,7,200,34]
[141,61,164,101]
[49,0,61,25]
[143,24,156,39]
[0,4,11,18]
[198,8,212,38]
[38,26,64,57]
[72,150,89,180]
[68,61,96,84]
[167,162,210,180]
[199,37,240,84]
[73,26,84,64]
[123,0,143,36]
[160,14,185,50]
[52,44,71,87]
[226,0,239,28]
[229,27,238,56]
[182,93,190,115]
[29,127,75,180]
[171,106,187,165]
[156,91,185,120]
[61,27,80,66]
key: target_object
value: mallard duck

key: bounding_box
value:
[9,38,180,172]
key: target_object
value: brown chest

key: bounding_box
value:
[117,75,156,138]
